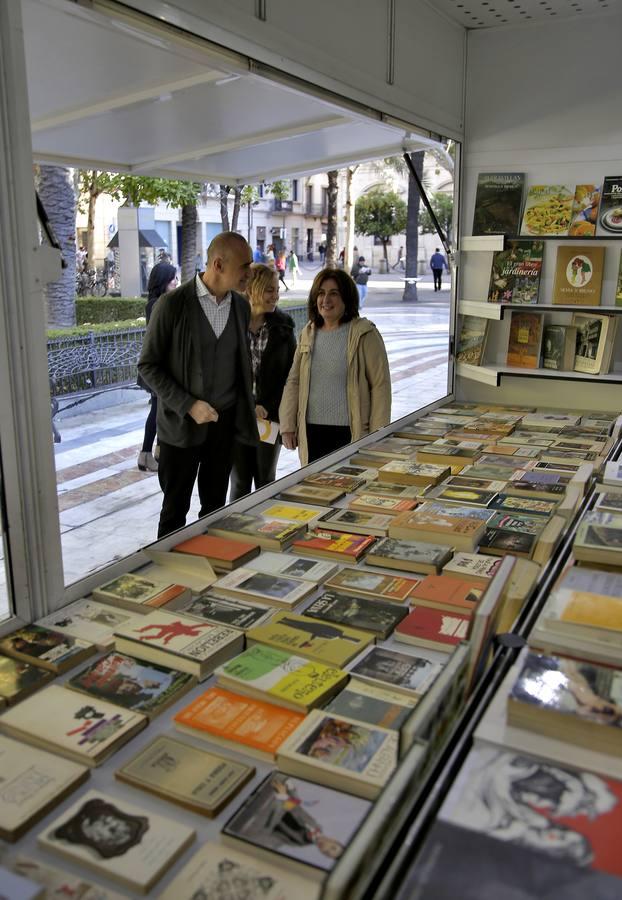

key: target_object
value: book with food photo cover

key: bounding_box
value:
[324,566,420,603]
[303,590,408,640]
[490,493,559,516]
[324,678,418,731]
[364,536,453,575]
[456,316,488,365]
[278,482,346,504]
[292,529,375,562]
[424,484,498,507]
[208,513,307,551]
[245,551,338,582]
[472,172,525,235]
[276,709,399,800]
[92,573,191,613]
[209,566,315,608]
[113,609,244,680]
[0,734,89,842]
[321,508,394,537]
[11,856,128,900]
[36,599,139,651]
[246,611,373,667]
[597,175,622,236]
[409,574,482,613]
[0,684,147,766]
[174,593,273,629]
[115,734,254,816]
[158,842,321,900]
[438,743,622,880]
[301,471,364,492]
[478,528,538,559]
[38,789,195,894]
[222,771,372,881]
[571,312,613,375]
[487,239,544,304]
[0,625,95,675]
[348,492,419,515]
[66,651,195,718]
[552,245,605,306]
[507,650,622,755]
[252,501,334,526]
[0,654,53,705]
[395,606,470,653]
[506,310,543,369]
[542,324,578,371]
[216,644,348,712]
[172,533,260,571]
[174,685,305,761]
[442,551,503,584]
[568,183,601,236]
[348,646,443,697]
[377,459,451,486]
[520,183,574,236]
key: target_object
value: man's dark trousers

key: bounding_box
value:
[432,268,443,291]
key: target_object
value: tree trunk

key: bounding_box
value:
[344,165,358,271]
[219,185,231,231]
[86,172,99,266]
[231,186,242,233]
[38,164,77,327]
[325,170,339,268]
[180,204,198,282]
[402,150,425,302]
[382,239,390,264]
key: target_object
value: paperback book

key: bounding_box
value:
[487,240,544,304]
[552,245,605,305]
[92,573,191,613]
[348,646,443,697]
[520,184,574,236]
[0,625,95,674]
[472,172,525,235]
[572,312,614,375]
[364,536,452,574]
[324,566,420,603]
[377,459,450,487]
[388,503,490,551]
[10,856,128,900]
[36,599,138,651]
[210,566,315,608]
[542,324,578,371]
[292,529,375,562]
[174,593,273,629]
[246,611,373,667]
[208,513,306,551]
[442,551,503,583]
[573,510,622,567]
[424,484,498,507]
[301,471,363,492]
[279,483,346,505]
[0,655,53,705]
[478,528,538,558]
[506,310,543,368]
[409,573,483,613]
[245,551,338,582]
[348,492,419,515]
[115,734,254,816]
[324,678,417,731]
[321,508,393,537]
[395,606,470,652]
[172,533,260,571]
[303,590,408,639]
[253,501,334,526]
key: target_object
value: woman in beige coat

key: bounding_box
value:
[279,268,391,465]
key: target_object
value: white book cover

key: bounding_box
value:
[113,609,242,660]
[142,549,217,592]
[38,790,195,894]
[37,598,139,649]
[245,551,338,583]
[210,567,315,607]
[11,855,128,900]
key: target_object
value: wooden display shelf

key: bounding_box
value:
[457,361,622,387]
[458,301,622,320]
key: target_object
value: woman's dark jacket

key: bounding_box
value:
[255,308,297,422]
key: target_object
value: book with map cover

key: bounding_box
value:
[472,173,524,235]
[487,240,544,304]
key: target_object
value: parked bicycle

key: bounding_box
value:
[75,267,108,297]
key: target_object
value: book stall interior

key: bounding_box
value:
[2,3,622,900]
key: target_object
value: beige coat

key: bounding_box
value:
[279,317,391,465]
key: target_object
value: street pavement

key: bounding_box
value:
[1,272,450,608]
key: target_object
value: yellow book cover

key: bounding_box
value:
[260,504,329,524]
[247,612,373,666]
[561,592,622,631]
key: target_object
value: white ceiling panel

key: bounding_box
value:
[431,0,617,29]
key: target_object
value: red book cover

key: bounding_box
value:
[173,534,259,562]
[410,574,483,610]
[292,530,375,559]
[396,606,470,646]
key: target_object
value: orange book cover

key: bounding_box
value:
[410,574,483,610]
[144,584,189,608]
[173,534,259,563]
[174,686,304,755]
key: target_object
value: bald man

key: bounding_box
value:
[138,232,258,537]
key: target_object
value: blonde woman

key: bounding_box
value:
[230,264,297,500]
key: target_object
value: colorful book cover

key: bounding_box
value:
[303,590,407,639]
[568,184,601,236]
[520,184,574,236]
[472,172,525,235]
[396,606,470,648]
[93,573,189,610]
[247,612,372,667]
[67,651,194,717]
[174,686,305,756]
[597,176,622,235]
[456,316,488,365]
[349,493,418,515]
[324,679,417,731]
[209,514,304,547]
[410,574,482,610]
[487,511,544,535]
[349,646,442,696]
[113,610,242,665]
[324,567,419,603]
[552,245,605,305]
[0,655,53,705]
[506,311,543,368]
[292,530,375,560]
[487,240,544,304]
[302,472,363,491]
[0,626,94,674]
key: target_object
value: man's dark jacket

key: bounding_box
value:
[137,278,258,448]
[255,308,297,422]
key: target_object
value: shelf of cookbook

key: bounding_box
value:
[456,362,622,388]
[458,300,622,321]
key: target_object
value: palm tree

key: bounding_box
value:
[325,170,339,267]
[37,164,77,327]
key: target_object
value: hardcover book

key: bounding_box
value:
[115,734,254,816]
[92,573,191,613]
[520,184,574,236]
[0,734,89,842]
[572,312,613,374]
[321,508,394,537]
[365,536,452,574]
[113,610,244,680]
[0,683,146,766]
[292,529,375,562]
[10,856,128,900]
[395,606,470,652]
[506,310,543,368]
[0,655,53,705]
[324,567,419,603]
[276,709,398,800]
[409,574,482,613]
[542,324,578,370]
[246,611,373,666]
[348,646,443,696]
[245,551,338,582]
[158,842,321,900]
[66,651,195,718]
[597,175,622,236]
[172,533,260,571]
[325,678,417,731]
[174,593,273,629]
[208,513,306,551]
[487,240,544,304]
[303,590,408,640]
[0,625,95,674]
[38,790,195,894]
[36,599,138,651]
[222,771,371,880]
[552,245,605,305]
[568,183,601,236]
[456,315,488,365]
[215,644,348,712]
[472,172,525,235]
[210,566,315,607]
[174,685,305,760]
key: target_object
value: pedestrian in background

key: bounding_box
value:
[392,245,405,270]
[350,255,371,309]
[430,247,449,291]
[287,249,299,288]
[275,249,289,291]
[230,264,296,500]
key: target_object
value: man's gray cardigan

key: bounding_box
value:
[137,278,258,449]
